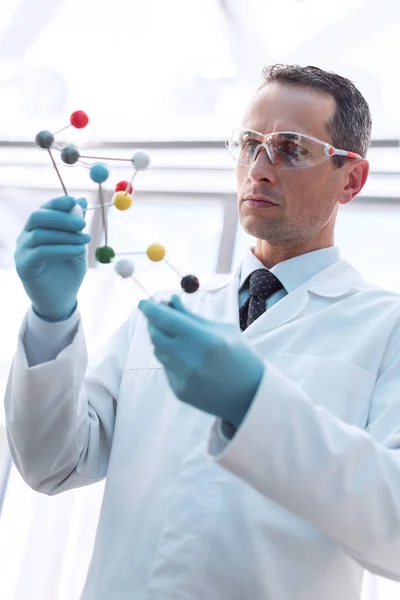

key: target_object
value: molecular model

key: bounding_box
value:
[34,110,200,297]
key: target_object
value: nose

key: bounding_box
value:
[248,144,277,184]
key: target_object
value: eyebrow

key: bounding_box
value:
[240,126,331,143]
[242,126,311,136]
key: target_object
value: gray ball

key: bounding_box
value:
[131,151,150,171]
[35,130,54,149]
[61,145,80,165]
[115,259,134,278]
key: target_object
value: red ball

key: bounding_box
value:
[70,110,89,129]
[115,180,133,194]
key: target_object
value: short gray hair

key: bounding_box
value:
[260,64,372,167]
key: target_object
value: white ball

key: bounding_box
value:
[131,151,150,171]
[115,259,134,278]
[70,203,83,218]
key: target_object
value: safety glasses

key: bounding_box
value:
[225,129,362,170]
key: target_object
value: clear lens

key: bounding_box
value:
[227,129,329,170]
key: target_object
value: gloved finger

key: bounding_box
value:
[25,208,86,233]
[142,297,209,330]
[168,295,211,325]
[168,295,188,312]
[41,196,77,211]
[76,197,88,210]
[70,198,88,218]
[24,229,91,248]
[139,299,203,338]
[20,244,86,272]
[153,348,176,369]
[148,323,176,351]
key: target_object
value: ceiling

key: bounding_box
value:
[0,0,398,140]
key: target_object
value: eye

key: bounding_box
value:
[275,141,310,165]
[241,138,260,156]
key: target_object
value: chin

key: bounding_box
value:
[239,214,283,241]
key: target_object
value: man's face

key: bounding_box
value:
[236,83,362,244]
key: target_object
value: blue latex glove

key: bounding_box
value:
[15,196,91,322]
[139,295,265,428]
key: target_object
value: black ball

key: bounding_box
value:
[180,274,199,294]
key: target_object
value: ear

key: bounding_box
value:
[339,159,369,206]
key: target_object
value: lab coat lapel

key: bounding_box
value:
[201,266,241,327]
[201,265,308,334]
[241,259,366,338]
[202,259,366,337]
[242,288,309,338]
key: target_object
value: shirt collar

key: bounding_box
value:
[239,246,341,294]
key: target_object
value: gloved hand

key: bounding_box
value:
[15,196,91,322]
[139,295,265,428]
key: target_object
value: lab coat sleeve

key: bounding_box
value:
[208,329,400,580]
[4,307,137,496]
[23,306,80,366]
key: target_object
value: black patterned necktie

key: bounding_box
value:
[239,268,284,331]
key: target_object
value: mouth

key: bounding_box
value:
[243,196,279,207]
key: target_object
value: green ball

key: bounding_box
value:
[95,245,115,264]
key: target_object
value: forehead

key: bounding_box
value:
[242,83,337,142]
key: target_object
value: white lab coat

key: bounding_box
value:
[5,258,400,600]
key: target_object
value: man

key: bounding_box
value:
[5,64,400,600]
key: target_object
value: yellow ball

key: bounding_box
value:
[113,191,132,211]
[147,243,166,262]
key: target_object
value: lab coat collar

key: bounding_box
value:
[201,254,366,299]
[200,255,367,335]
[239,246,342,294]
[307,259,367,297]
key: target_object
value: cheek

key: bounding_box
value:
[282,169,330,210]
[236,166,249,191]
